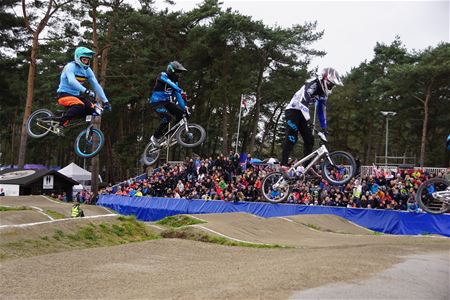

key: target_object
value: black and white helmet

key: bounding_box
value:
[319,67,343,95]
[167,61,187,74]
[166,61,187,81]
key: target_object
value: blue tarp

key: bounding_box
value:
[97,195,450,237]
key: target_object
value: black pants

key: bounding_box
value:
[58,93,95,125]
[151,101,184,139]
[281,109,314,166]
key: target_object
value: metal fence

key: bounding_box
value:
[360,165,448,177]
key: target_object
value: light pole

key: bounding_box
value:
[380,111,397,167]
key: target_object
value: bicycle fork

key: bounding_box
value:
[85,124,94,144]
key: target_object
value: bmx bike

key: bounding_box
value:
[261,129,356,203]
[26,101,106,159]
[415,178,450,214]
[142,115,206,165]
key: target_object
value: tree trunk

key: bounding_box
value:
[419,87,431,167]
[271,109,283,157]
[17,32,39,167]
[260,104,283,155]
[222,103,229,153]
[89,2,100,196]
[10,107,19,165]
[221,51,230,153]
[249,51,266,155]
[376,118,385,165]
[18,0,68,167]
[364,120,373,164]
[90,2,115,195]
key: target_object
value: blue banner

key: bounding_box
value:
[97,195,450,237]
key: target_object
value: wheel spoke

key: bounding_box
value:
[261,172,290,203]
[417,179,450,214]
[322,151,355,185]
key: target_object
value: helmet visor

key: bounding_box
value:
[80,57,91,65]
[327,81,335,90]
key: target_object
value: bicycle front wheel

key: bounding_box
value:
[74,128,105,158]
[261,172,291,203]
[142,142,161,166]
[416,178,450,214]
[26,109,54,138]
[321,151,356,186]
[175,123,206,148]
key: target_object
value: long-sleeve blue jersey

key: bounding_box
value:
[57,62,109,103]
[285,78,327,129]
[149,72,186,111]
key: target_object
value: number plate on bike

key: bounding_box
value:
[85,115,92,122]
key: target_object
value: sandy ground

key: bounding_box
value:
[0,196,449,300]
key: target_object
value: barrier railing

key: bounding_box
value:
[360,165,448,177]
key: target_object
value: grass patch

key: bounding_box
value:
[305,223,322,231]
[156,215,207,228]
[0,216,160,261]
[0,206,30,212]
[0,214,290,261]
[161,227,289,249]
[45,210,66,219]
[371,231,384,236]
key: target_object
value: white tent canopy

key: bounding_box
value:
[263,157,279,164]
[58,162,91,181]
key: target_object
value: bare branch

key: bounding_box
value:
[37,0,72,34]
[35,0,54,34]
[412,95,425,104]
[98,44,112,53]
[21,0,34,33]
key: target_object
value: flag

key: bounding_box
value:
[239,152,248,171]
[241,94,256,117]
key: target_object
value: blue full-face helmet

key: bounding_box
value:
[74,47,95,69]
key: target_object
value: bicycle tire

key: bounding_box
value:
[175,123,206,148]
[142,142,161,166]
[321,151,356,186]
[26,109,54,138]
[415,178,450,214]
[261,172,291,203]
[74,128,105,158]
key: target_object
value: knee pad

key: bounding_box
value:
[156,107,168,113]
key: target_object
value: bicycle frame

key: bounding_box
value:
[286,144,330,179]
[432,189,450,204]
[158,117,188,148]
[36,103,103,136]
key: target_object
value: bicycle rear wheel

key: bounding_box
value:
[416,178,450,214]
[321,151,356,186]
[26,109,54,138]
[175,124,206,148]
[142,142,161,166]
[74,128,105,158]
[261,172,291,203]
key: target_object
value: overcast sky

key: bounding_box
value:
[156,0,449,75]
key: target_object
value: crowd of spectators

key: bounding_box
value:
[51,189,97,204]
[103,153,272,202]
[103,153,449,212]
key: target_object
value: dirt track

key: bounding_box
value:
[0,196,449,299]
